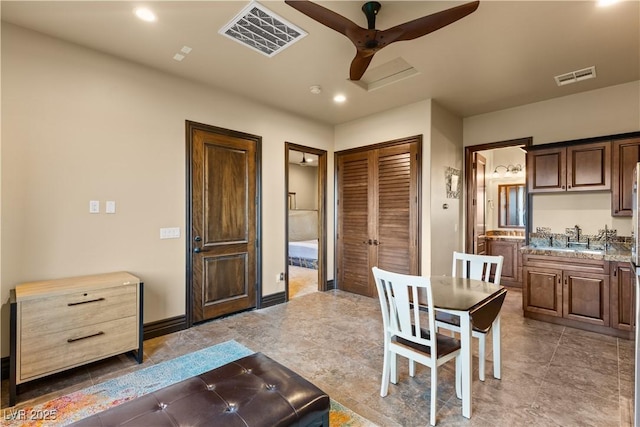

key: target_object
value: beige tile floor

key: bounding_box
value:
[1,288,635,426]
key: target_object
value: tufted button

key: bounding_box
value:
[266,384,277,391]
[224,403,237,413]
[243,368,252,374]
[158,402,168,410]
[206,383,216,391]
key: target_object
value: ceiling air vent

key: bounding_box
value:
[219,1,307,57]
[554,66,597,86]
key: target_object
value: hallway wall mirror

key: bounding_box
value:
[498,183,525,228]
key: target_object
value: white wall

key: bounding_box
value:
[335,99,434,275]
[430,102,464,276]
[288,163,318,210]
[464,81,640,147]
[1,23,334,357]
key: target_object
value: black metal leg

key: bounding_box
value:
[136,282,144,364]
[10,298,17,406]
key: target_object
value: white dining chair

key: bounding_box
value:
[372,267,461,426]
[435,251,505,381]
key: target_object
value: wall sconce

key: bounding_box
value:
[492,164,524,179]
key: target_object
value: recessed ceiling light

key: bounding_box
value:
[134,7,157,22]
[333,94,346,103]
[597,0,619,6]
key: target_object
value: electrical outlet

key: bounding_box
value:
[279,272,285,281]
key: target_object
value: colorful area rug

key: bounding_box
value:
[5,340,375,426]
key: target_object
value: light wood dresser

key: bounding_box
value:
[9,271,143,406]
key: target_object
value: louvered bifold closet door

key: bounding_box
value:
[337,151,376,297]
[336,137,421,298]
[376,143,418,275]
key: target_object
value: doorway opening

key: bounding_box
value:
[465,137,532,254]
[285,143,327,300]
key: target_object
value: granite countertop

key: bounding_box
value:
[520,245,631,262]
[482,230,525,241]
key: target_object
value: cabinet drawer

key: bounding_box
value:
[20,316,138,381]
[20,284,137,337]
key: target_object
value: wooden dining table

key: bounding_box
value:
[418,276,507,419]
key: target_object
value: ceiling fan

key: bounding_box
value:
[299,152,313,166]
[285,0,480,81]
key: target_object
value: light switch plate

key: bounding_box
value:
[89,200,100,214]
[106,201,116,214]
[160,227,181,239]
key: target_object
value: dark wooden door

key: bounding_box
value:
[336,137,420,297]
[337,150,373,296]
[188,121,259,323]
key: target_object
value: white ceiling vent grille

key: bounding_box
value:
[554,66,597,86]
[219,1,307,57]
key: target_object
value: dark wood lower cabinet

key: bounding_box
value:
[610,261,636,331]
[522,254,632,338]
[487,239,523,287]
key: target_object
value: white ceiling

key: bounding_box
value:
[2,1,638,125]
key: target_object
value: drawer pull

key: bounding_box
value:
[68,297,105,306]
[67,331,105,343]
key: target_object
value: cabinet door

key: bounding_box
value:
[523,267,562,316]
[337,150,376,297]
[527,147,566,193]
[610,262,636,330]
[612,138,640,217]
[563,271,609,326]
[487,240,520,287]
[566,142,611,191]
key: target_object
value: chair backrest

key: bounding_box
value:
[451,251,504,285]
[372,267,437,353]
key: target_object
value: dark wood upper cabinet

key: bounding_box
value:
[611,137,640,216]
[528,142,610,193]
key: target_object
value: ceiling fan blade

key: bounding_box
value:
[381,1,480,43]
[350,51,375,81]
[284,0,362,37]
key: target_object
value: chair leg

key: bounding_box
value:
[455,356,461,400]
[430,366,438,426]
[380,346,390,397]
[390,352,398,385]
[409,359,415,377]
[478,334,486,382]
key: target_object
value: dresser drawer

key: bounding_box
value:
[20,284,137,337]
[20,315,138,381]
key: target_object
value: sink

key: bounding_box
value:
[538,247,604,255]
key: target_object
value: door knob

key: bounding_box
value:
[194,247,202,253]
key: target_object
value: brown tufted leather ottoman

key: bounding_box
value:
[70,352,330,427]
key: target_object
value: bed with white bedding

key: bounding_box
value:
[288,210,318,270]
[288,239,318,269]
